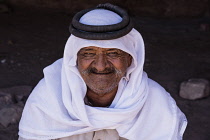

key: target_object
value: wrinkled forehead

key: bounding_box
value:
[77,46,130,55]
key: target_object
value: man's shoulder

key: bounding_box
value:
[147,78,166,93]
[28,58,63,99]
[147,78,177,112]
[43,58,63,75]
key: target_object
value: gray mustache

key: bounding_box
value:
[82,67,122,75]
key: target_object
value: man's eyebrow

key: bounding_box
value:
[106,49,121,51]
[80,48,95,51]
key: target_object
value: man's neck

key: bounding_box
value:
[85,87,118,107]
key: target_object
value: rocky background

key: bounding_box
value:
[0,0,210,140]
[3,0,210,17]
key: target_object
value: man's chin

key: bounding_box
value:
[87,84,118,95]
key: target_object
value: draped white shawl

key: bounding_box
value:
[18,9,187,140]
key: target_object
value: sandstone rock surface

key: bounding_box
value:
[0,86,32,103]
[179,79,210,100]
[0,86,32,128]
[0,104,23,127]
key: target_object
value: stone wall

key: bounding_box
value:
[5,0,210,17]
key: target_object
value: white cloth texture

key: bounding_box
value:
[19,129,127,140]
[18,9,187,140]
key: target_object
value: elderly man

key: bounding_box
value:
[18,3,187,140]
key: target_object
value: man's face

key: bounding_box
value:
[77,46,132,94]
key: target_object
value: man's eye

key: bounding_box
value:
[83,52,96,57]
[106,52,120,57]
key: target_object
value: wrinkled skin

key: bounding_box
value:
[77,46,132,107]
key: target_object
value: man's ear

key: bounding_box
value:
[127,55,132,67]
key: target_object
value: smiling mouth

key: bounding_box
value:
[92,72,113,75]
[84,67,116,75]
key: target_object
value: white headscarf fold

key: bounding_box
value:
[19,9,187,140]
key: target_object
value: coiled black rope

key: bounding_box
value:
[69,3,133,40]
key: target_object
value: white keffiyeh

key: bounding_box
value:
[19,9,187,140]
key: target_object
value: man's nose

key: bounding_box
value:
[93,53,108,71]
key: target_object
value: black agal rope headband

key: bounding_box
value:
[69,3,133,40]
